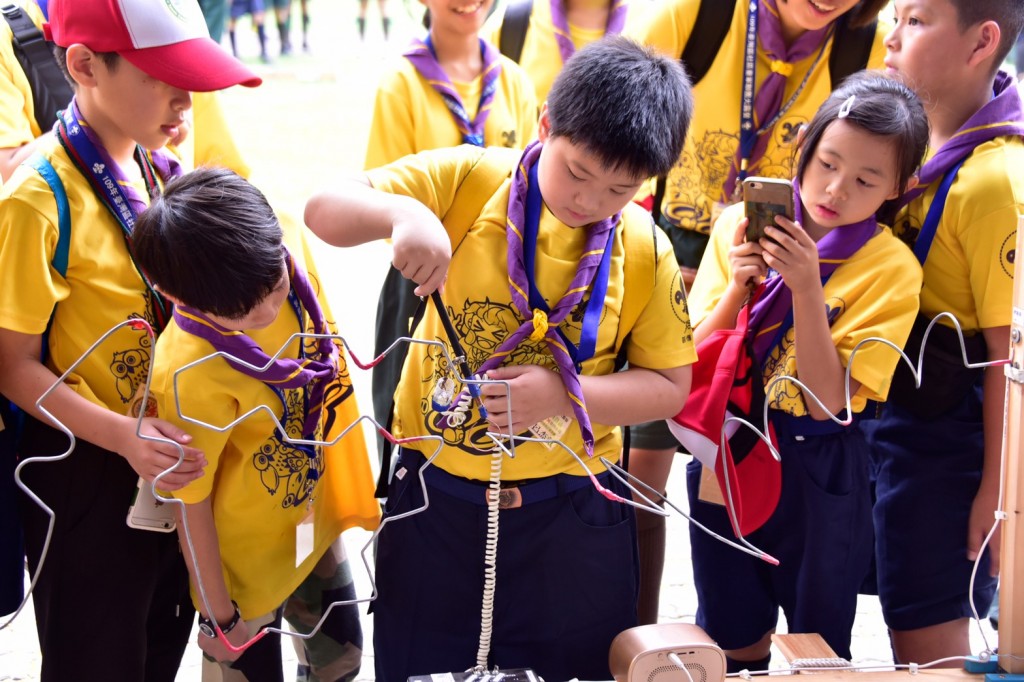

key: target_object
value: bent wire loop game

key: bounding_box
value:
[1,310,1016,675]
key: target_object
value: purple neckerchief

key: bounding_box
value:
[469,140,620,456]
[747,180,876,364]
[722,0,830,199]
[403,36,502,147]
[550,0,628,64]
[901,71,1024,207]
[60,99,182,225]
[172,249,338,440]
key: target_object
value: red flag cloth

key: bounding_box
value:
[668,285,782,537]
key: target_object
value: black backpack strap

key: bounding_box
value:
[827,13,877,89]
[679,0,735,87]
[2,4,73,132]
[498,0,533,64]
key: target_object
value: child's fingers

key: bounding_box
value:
[732,217,750,247]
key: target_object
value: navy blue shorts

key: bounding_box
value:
[231,0,266,19]
[372,448,639,682]
[687,419,873,660]
[862,384,996,631]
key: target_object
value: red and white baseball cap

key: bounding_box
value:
[44,0,262,92]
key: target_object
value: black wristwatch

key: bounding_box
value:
[198,601,241,638]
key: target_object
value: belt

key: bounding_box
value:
[419,462,610,510]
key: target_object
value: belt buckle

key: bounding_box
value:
[487,486,522,509]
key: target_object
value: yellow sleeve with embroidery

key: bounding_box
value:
[364,56,536,171]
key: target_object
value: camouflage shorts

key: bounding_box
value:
[203,539,363,682]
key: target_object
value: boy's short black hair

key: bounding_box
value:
[545,36,693,180]
[797,71,929,226]
[52,45,119,89]
[948,0,1024,68]
[133,167,285,320]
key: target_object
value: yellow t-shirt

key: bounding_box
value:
[150,226,380,618]
[364,52,538,170]
[0,0,47,150]
[630,0,889,235]
[892,137,1024,332]
[689,203,922,416]
[482,0,648,105]
[0,138,164,413]
[367,145,697,480]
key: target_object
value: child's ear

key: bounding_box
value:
[892,175,918,201]
[65,44,100,88]
[966,20,1001,70]
[537,103,551,143]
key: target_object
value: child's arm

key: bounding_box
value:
[304,179,451,296]
[0,327,207,488]
[175,497,250,661]
[763,217,861,419]
[481,363,691,432]
[970,323,1010,576]
[693,217,768,345]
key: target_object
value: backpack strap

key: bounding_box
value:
[498,0,533,64]
[25,153,70,360]
[679,0,735,87]
[651,0,736,224]
[442,145,520,253]
[1,3,73,132]
[827,13,877,89]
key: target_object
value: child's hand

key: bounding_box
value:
[116,416,207,490]
[478,365,573,435]
[760,216,820,291]
[391,210,451,297]
[727,217,768,292]
[198,618,250,662]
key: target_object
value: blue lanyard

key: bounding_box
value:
[738,0,760,182]
[523,163,613,369]
[737,3,827,194]
[912,156,969,265]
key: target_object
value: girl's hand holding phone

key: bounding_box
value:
[760,216,820,291]
[728,217,768,292]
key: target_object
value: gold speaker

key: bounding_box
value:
[609,624,727,682]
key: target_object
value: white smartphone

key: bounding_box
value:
[126,476,177,533]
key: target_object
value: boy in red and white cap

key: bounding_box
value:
[0,1,259,679]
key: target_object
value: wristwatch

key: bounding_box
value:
[198,601,242,638]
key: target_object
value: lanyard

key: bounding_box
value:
[736,3,828,195]
[523,163,613,369]
[912,156,969,265]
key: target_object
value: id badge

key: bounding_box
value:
[529,415,572,449]
[295,511,315,567]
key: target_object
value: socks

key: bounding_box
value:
[382,16,391,40]
[256,23,269,62]
[302,12,310,50]
[278,20,292,55]
[635,504,666,626]
[356,16,366,39]
[228,29,238,57]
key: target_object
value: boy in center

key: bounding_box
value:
[305,36,695,682]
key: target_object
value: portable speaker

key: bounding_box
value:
[608,623,727,682]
